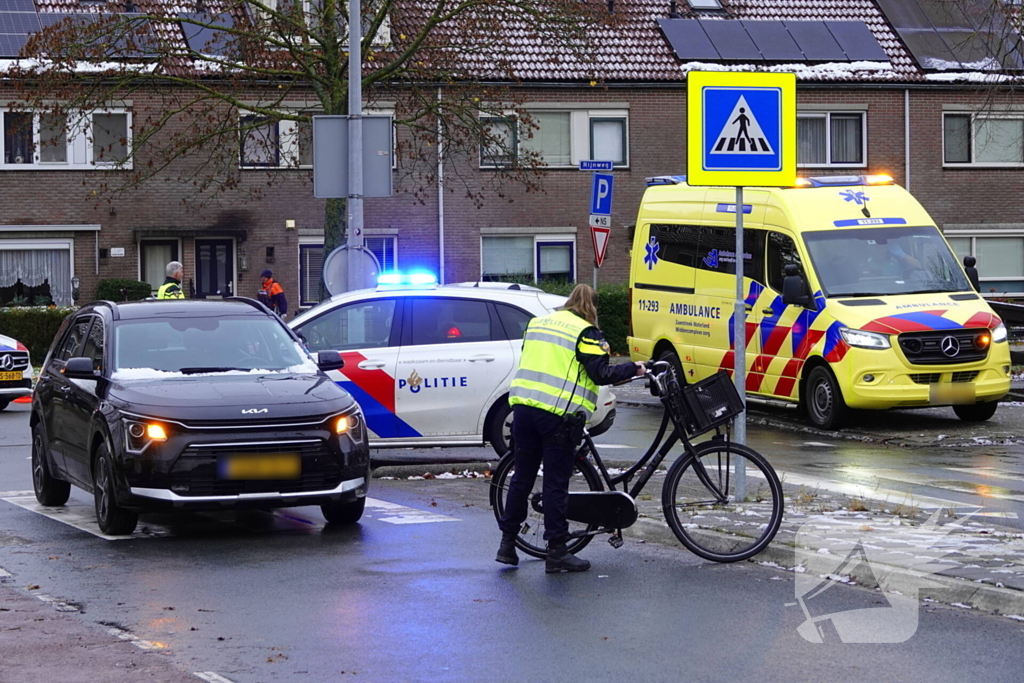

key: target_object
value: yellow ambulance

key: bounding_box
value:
[628,174,1011,429]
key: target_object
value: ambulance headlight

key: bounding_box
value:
[840,328,891,349]
[992,322,1008,343]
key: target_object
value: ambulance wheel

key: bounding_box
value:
[953,401,998,423]
[804,366,848,430]
[651,348,685,396]
[487,399,514,457]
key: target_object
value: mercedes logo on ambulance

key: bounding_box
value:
[941,336,961,358]
[0,354,13,371]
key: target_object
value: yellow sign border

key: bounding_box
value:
[687,71,796,187]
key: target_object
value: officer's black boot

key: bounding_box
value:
[496,532,519,566]
[545,538,591,573]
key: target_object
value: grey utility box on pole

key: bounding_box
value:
[311,115,394,199]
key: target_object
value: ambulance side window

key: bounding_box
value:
[650,224,702,268]
[409,298,492,346]
[767,232,803,293]
[297,299,397,352]
[696,227,765,284]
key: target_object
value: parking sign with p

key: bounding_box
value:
[590,173,614,216]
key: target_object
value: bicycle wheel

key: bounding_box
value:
[661,439,783,563]
[490,449,604,559]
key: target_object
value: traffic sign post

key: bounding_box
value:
[588,171,615,287]
[687,71,796,498]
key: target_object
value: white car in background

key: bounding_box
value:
[0,333,33,411]
[289,278,617,455]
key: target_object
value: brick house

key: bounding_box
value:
[2,0,1024,310]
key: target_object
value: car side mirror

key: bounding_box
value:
[781,264,813,308]
[63,357,99,379]
[316,350,345,372]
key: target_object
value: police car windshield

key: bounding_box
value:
[802,225,971,297]
[111,317,316,377]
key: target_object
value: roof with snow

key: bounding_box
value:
[1,0,1022,84]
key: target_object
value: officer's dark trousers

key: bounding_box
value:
[498,404,575,542]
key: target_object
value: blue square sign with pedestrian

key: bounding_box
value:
[590,173,614,216]
[702,87,782,172]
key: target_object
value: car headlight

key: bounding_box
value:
[992,322,1008,343]
[123,417,168,453]
[332,410,362,440]
[840,327,891,349]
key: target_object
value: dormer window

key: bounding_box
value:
[688,0,723,9]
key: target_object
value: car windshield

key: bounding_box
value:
[802,225,971,297]
[112,316,317,378]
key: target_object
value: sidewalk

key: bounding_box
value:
[373,464,1024,617]
[0,581,199,683]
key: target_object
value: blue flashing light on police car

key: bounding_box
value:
[377,272,439,288]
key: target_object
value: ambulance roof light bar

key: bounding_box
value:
[646,175,688,186]
[795,174,894,188]
[377,272,438,288]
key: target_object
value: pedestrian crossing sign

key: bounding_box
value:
[687,71,796,187]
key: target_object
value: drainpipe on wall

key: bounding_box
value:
[904,89,911,192]
[437,87,446,284]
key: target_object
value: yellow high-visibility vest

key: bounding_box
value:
[509,310,599,418]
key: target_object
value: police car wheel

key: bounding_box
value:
[952,401,998,423]
[488,400,514,457]
[804,366,848,431]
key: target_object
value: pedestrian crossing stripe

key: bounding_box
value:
[710,95,774,155]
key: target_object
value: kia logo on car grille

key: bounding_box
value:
[241,408,268,414]
[0,355,13,371]
[941,336,961,357]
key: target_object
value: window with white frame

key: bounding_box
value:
[945,232,1024,295]
[482,108,629,168]
[298,235,397,306]
[0,240,74,306]
[240,115,280,167]
[481,235,575,283]
[1,108,131,169]
[797,112,865,167]
[241,108,393,169]
[943,113,1024,165]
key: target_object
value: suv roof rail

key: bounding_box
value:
[92,300,120,321]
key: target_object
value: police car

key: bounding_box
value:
[289,275,618,455]
[0,333,33,411]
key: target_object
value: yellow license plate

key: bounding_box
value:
[0,371,22,381]
[220,454,301,480]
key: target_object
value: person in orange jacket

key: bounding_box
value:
[258,269,288,317]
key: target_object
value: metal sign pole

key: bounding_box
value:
[346,0,364,292]
[733,185,747,500]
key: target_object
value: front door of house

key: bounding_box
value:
[195,239,234,298]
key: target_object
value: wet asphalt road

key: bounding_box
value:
[2,403,1024,682]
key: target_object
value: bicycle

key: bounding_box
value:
[490,361,784,563]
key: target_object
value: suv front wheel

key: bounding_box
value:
[93,444,138,536]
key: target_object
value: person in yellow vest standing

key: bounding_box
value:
[497,284,645,573]
[157,261,185,299]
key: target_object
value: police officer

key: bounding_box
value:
[496,284,645,573]
[157,261,185,299]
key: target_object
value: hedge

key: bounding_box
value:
[535,282,630,355]
[0,307,75,363]
[96,278,153,302]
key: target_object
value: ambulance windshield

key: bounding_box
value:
[803,225,971,297]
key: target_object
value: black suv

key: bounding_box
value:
[30,298,370,535]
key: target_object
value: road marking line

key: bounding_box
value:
[848,468,1024,504]
[0,495,136,541]
[944,466,1024,485]
[0,490,35,497]
[194,673,237,683]
[365,498,460,524]
[35,593,79,612]
[107,627,165,650]
[769,469,969,510]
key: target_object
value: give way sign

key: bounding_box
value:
[591,226,611,268]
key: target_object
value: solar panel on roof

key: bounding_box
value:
[940,30,1002,69]
[0,0,35,12]
[657,18,720,61]
[0,32,26,57]
[873,0,931,30]
[784,21,847,61]
[915,0,974,30]
[825,21,889,62]
[899,28,961,69]
[699,20,763,61]
[179,11,236,56]
[741,20,805,62]
[0,10,40,34]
